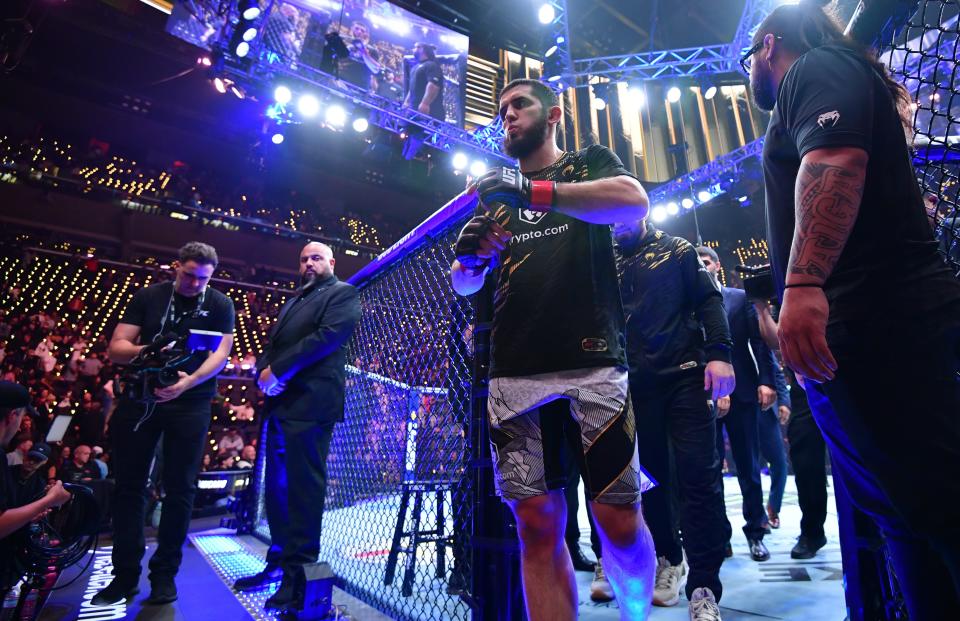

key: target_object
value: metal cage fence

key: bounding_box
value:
[882,0,960,274]
[253,205,476,621]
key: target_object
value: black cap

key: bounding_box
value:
[0,381,32,412]
[28,442,51,462]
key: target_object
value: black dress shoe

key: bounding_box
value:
[265,570,305,612]
[91,577,140,606]
[569,544,597,572]
[791,535,827,560]
[145,577,178,605]
[446,569,466,595]
[234,565,282,591]
[748,538,770,562]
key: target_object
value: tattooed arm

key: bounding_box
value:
[787,147,869,285]
[778,146,867,383]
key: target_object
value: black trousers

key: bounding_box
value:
[806,308,960,621]
[264,416,336,573]
[110,398,210,580]
[632,376,726,600]
[717,397,766,541]
[787,407,828,540]
[564,462,601,560]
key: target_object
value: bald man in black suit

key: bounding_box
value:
[234,242,360,613]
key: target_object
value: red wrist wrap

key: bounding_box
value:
[529,181,555,212]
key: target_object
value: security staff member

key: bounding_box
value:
[233,242,360,614]
[93,242,235,606]
[749,1,960,617]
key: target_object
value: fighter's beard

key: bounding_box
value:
[503,112,549,159]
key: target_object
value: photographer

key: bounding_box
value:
[93,242,234,606]
[1,382,72,597]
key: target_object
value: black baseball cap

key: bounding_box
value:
[28,442,51,462]
[0,381,37,417]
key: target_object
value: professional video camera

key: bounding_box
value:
[734,263,777,303]
[120,329,223,404]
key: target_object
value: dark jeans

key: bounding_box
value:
[264,416,336,573]
[717,398,766,541]
[110,398,210,581]
[806,309,960,621]
[757,408,787,514]
[564,464,601,560]
[786,407,827,540]
[632,376,726,601]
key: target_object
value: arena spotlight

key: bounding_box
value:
[592,97,606,111]
[242,6,261,20]
[213,77,227,94]
[298,94,320,117]
[271,133,284,145]
[452,152,469,171]
[352,117,369,132]
[697,190,712,203]
[544,45,558,57]
[325,104,347,127]
[667,87,681,103]
[703,85,717,99]
[235,41,250,57]
[538,4,556,24]
[469,160,487,177]
[274,85,292,105]
[666,201,680,215]
[681,198,695,209]
[651,205,667,222]
[242,27,258,42]
[626,87,646,110]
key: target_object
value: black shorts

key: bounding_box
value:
[487,366,653,504]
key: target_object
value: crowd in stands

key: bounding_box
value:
[0,133,409,250]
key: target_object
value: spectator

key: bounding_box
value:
[6,433,33,466]
[235,445,256,469]
[200,453,212,472]
[59,444,101,483]
[217,427,244,457]
[91,445,109,479]
[12,442,52,505]
[218,455,236,470]
[48,445,71,481]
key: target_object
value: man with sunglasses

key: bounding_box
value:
[93,242,235,607]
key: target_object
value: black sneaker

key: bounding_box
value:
[748,538,770,562]
[91,577,140,606]
[145,577,178,605]
[234,565,282,591]
[791,535,827,560]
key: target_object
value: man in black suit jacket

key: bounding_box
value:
[234,242,360,613]
[697,247,777,562]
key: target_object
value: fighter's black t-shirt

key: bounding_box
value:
[486,145,631,378]
[763,45,960,322]
[120,282,236,400]
[409,59,445,120]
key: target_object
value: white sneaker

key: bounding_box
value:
[653,556,687,606]
[590,557,615,603]
[688,587,722,621]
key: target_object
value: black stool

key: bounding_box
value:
[384,480,453,597]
